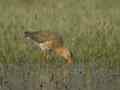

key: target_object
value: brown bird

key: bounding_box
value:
[24,31,74,64]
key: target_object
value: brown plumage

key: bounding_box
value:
[24,31,74,64]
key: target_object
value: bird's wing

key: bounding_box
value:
[28,31,63,43]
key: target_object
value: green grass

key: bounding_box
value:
[0,0,120,71]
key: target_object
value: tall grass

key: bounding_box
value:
[0,0,120,71]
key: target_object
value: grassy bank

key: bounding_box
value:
[0,0,120,71]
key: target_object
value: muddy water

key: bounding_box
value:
[0,63,120,90]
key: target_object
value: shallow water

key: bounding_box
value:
[0,63,120,90]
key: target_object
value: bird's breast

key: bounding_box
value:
[39,41,52,51]
[39,43,48,51]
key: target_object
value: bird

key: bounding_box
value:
[24,31,74,64]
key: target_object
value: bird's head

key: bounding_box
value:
[24,31,40,47]
[24,32,32,40]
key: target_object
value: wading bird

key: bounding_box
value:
[24,31,74,64]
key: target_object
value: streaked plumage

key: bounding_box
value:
[24,31,74,64]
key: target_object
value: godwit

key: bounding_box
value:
[24,31,74,64]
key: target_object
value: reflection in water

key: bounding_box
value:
[0,63,119,90]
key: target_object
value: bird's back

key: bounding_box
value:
[24,31,64,48]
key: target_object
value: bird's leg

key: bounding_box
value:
[43,50,49,63]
